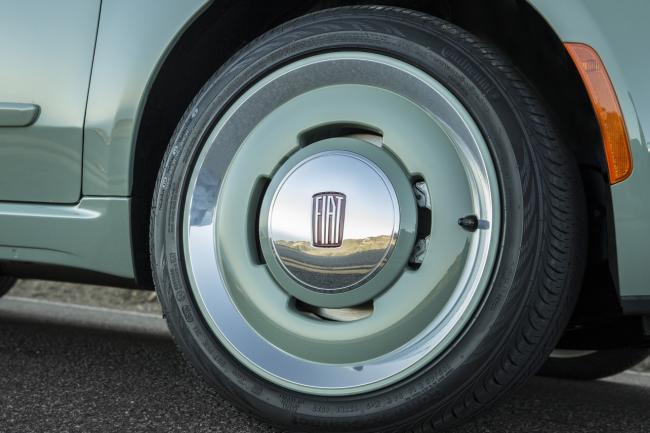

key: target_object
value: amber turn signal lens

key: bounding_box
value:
[565,43,632,184]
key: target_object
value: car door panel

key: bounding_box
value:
[0,0,100,203]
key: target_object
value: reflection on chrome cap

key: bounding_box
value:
[268,151,399,292]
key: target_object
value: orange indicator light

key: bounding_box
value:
[565,43,633,184]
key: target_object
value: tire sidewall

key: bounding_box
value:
[152,8,576,431]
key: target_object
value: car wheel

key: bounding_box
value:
[0,276,16,297]
[539,349,650,380]
[150,6,586,432]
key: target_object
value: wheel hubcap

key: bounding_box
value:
[182,52,500,395]
[260,138,417,308]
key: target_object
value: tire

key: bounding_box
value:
[0,276,16,297]
[539,349,650,380]
[151,6,586,432]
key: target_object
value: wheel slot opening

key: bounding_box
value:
[294,298,374,322]
[299,123,383,147]
[249,175,271,265]
[409,177,432,270]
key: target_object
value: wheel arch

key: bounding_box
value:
[130,0,312,287]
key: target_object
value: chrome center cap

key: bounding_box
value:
[268,150,400,293]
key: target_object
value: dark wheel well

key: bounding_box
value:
[132,0,618,324]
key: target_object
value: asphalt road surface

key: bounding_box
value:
[1,297,649,433]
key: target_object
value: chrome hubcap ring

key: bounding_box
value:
[183,52,500,395]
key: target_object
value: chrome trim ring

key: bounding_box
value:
[183,52,500,395]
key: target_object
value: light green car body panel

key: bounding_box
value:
[529,0,650,301]
[0,0,100,203]
[0,198,133,278]
[0,0,648,303]
[0,0,209,278]
[83,0,210,196]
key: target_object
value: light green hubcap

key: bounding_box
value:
[182,52,500,395]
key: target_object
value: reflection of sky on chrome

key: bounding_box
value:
[191,225,215,262]
[270,154,396,242]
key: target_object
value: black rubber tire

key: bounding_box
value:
[539,349,650,380]
[0,276,16,297]
[150,6,587,432]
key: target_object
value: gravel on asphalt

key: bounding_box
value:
[7,279,162,315]
[2,279,650,433]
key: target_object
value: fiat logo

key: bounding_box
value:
[312,192,346,247]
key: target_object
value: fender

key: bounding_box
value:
[529,0,650,306]
[83,0,211,196]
